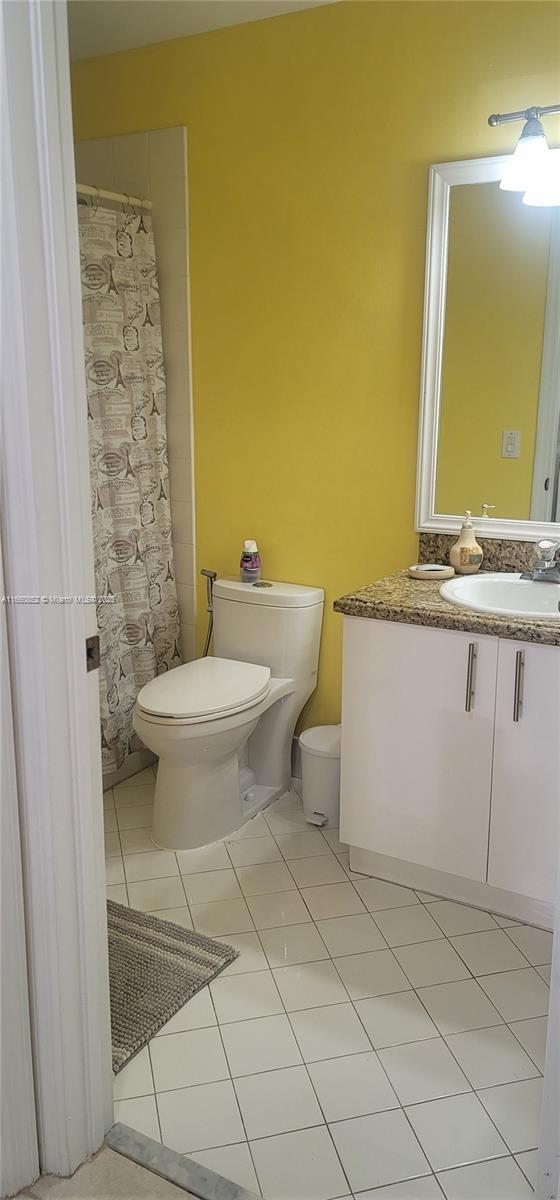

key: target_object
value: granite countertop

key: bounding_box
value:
[334,570,560,646]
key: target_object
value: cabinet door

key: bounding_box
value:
[340,617,498,881]
[488,640,560,903]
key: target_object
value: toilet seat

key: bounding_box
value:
[136,656,271,723]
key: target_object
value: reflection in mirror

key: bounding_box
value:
[435,183,557,521]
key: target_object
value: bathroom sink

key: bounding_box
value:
[440,572,560,620]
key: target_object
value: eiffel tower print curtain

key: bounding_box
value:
[79,204,181,774]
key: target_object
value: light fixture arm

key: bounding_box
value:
[488,103,560,127]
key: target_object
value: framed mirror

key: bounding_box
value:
[416,155,560,540]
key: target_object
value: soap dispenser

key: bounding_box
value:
[449,511,483,575]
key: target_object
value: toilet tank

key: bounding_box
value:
[212,578,324,689]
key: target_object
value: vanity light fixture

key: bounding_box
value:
[488,104,560,204]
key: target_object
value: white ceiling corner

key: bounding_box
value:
[67,0,340,62]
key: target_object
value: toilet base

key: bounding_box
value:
[152,760,284,851]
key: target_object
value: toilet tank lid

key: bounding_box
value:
[214,578,324,608]
[136,657,271,719]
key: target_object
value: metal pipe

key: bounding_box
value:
[489,104,560,127]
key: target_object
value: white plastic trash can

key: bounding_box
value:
[299,724,341,827]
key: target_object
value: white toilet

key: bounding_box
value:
[133,578,324,849]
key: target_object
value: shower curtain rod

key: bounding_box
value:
[76,182,152,210]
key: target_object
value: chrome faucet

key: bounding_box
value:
[521,540,560,583]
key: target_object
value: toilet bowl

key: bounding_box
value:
[133,577,324,850]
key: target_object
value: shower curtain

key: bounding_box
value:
[79,204,181,774]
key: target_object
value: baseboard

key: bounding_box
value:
[102,750,156,793]
[106,1123,258,1200]
[349,845,554,931]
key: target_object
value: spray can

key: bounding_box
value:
[240,539,261,584]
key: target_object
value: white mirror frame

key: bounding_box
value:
[416,155,560,542]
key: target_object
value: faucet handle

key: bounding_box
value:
[535,539,560,568]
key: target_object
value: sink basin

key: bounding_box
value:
[440,572,560,620]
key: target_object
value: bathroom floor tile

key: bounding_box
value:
[478,968,550,1022]
[436,1156,533,1199]
[123,850,178,883]
[426,902,498,937]
[227,813,269,840]
[113,1096,161,1143]
[289,1002,372,1062]
[190,897,254,936]
[354,991,438,1049]
[492,913,521,927]
[275,831,334,859]
[104,831,121,857]
[356,1177,443,1199]
[259,922,329,967]
[509,1016,547,1071]
[157,1080,245,1153]
[477,1077,543,1152]
[154,986,216,1036]
[150,1026,228,1091]
[221,1013,302,1077]
[182,868,242,905]
[103,807,118,833]
[114,783,155,808]
[445,1025,539,1089]
[505,924,553,966]
[113,1046,153,1101]
[105,858,125,886]
[210,969,283,1023]
[537,963,551,984]
[119,766,155,788]
[218,931,269,974]
[417,979,503,1035]
[148,906,193,929]
[316,913,386,957]
[175,841,232,874]
[264,807,310,835]
[236,861,296,896]
[246,889,310,928]
[373,905,444,947]
[300,882,366,920]
[330,1109,430,1193]
[234,1064,323,1139]
[106,884,128,905]
[404,1092,508,1172]
[333,949,410,1000]
[353,878,419,912]
[127,877,186,912]
[249,1125,349,1200]
[450,930,527,976]
[288,855,348,889]
[189,1143,260,1195]
[394,940,470,988]
[378,1038,470,1105]
[119,828,158,855]
[321,827,348,853]
[272,959,349,1011]
[226,835,282,867]
[307,1051,399,1121]
[116,804,153,831]
[515,1149,539,1187]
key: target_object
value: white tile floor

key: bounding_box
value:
[105,770,551,1199]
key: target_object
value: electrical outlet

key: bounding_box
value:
[502,430,520,459]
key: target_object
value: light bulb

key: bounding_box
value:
[523,147,560,206]
[499,117,549,192]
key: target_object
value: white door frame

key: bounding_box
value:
[530,211,560,522]
[1,0,112,1186]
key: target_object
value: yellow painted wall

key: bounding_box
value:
[436,183,551,520]
[71,1,560,726]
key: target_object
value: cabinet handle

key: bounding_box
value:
[513,650,524,723]
[465,642,477,712]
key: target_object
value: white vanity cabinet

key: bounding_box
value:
[488,639,560,903]
[340,616,560,914]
